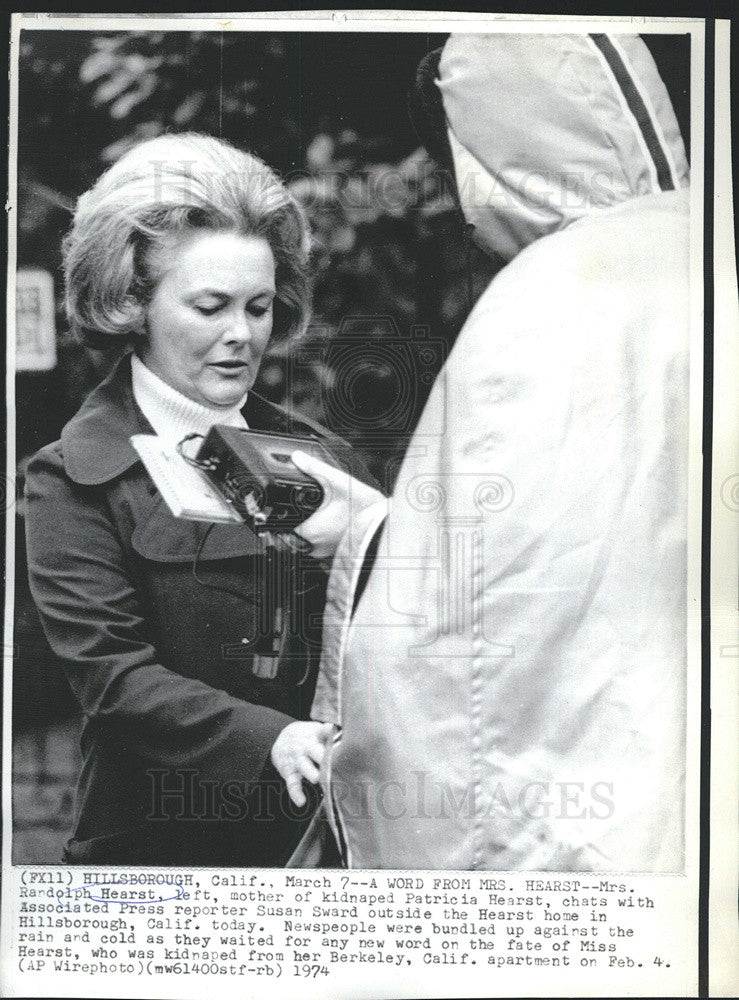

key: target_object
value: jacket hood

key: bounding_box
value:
[437,33,689,261]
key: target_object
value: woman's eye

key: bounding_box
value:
[195,303,223,316]
[248,302,273,318]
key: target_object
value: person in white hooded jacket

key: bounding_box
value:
[292,32,690,871]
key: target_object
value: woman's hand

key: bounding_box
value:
[270,720,334,807]
[291,450,387,561]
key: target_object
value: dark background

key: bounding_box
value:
[11,30,691,861]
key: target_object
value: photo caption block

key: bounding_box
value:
[3,867,696,998]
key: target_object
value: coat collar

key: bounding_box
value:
[61,352,152,485]
[61,351,324,486]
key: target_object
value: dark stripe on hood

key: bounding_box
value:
[590,33,676,192]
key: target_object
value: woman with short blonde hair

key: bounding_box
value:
[63,132,311,349]
[24,132,380,867]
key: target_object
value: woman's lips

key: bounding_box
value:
[209,360,249,375]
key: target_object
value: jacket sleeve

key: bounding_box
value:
[311,498,389,725]
[24,443,292,785]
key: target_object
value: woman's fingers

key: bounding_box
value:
[298,756,321,784]
[270,721,333,806]
[282,756,320,807]
[292,450,379,506]
[291,450,345,500]
[304,729,331,763]
[318,721,335,742]
[291,452,386,560]
[284,771,307,808]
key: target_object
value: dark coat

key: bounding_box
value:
[24,352,372,867]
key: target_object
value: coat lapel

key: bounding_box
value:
[60,351,326,486]
[61,352,147,486]
[60,353,298,561]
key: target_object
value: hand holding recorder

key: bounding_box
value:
[290,449,388,562]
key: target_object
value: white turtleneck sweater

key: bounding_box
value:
[131,352,249,444]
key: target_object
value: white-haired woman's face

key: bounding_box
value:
[140,230,276,409]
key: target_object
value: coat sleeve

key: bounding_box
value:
[24,443,292,785]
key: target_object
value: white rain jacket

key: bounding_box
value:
[310,33,691,871]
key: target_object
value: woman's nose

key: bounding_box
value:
[223,311,252,345]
